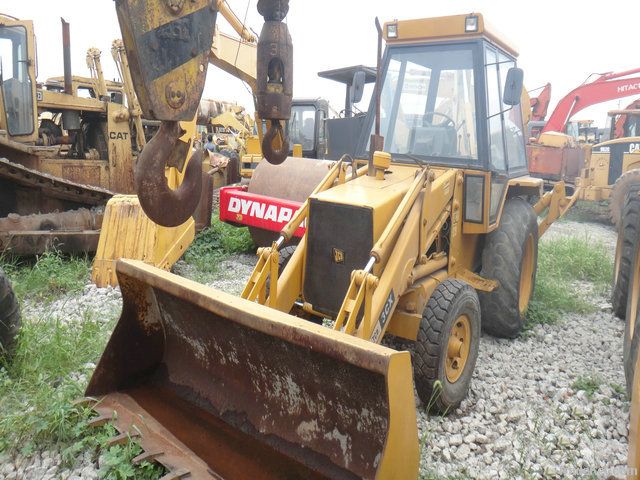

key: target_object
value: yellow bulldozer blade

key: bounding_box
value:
[86,260,419,479]
[91,196,195,287]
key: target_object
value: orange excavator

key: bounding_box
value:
[528,68,640,184]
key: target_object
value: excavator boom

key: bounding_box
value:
[542,68,640,134]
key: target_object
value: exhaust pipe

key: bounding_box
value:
[61,18,72,96]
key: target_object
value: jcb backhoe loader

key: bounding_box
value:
[86,5,577,478]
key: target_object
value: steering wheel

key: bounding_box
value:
[423,111,456,129]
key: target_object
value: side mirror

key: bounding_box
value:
[350,70,366,104]
[503,67,524,106]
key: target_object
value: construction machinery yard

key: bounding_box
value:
[0,215,629,479]
[2,1,640,479]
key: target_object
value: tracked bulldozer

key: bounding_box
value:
[86,6,578,478]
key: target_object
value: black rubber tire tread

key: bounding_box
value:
[613,188,640,318]
[413,279,480,414]
[625,249,640,395]
[479,197,539,339]
[0,267,21,361]
[610,169,640,227]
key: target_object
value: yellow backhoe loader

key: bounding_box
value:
[86,5,577,478]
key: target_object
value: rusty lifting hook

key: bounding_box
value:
[134,121,202,228]
[257,0,292,165]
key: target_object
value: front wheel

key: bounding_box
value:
[412,279,480,413]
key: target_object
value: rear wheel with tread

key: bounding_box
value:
[412,279,480,414]
[610,169,640,227]
[613,188,640,319]
[479,197,538,338]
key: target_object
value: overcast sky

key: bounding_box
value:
[6,0,640,128]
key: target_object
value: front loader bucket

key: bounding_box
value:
[86,260,418,479]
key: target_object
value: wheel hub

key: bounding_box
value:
[445,314,471,383]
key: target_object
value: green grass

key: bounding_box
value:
[1,250,90,301]
[0,250,165,477]
[0,306,163,478]
[572,375,603,399]
[526,236,613,327]
[183,212,255,280]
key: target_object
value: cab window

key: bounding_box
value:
[289,105,316,152]
[373,44,479,163]
[0,25,34,136]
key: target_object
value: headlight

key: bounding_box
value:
[464,175,484,223]
[465,15,479,33]
[387,23,398,38]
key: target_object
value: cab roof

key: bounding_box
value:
[383,13,518,58]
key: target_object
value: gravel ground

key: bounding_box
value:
[0,220,628,480]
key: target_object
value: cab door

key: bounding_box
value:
[0,18,38,143]
[485,46,527,224]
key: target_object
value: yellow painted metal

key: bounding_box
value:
[384,13,518,57]
[446,314,471,383]
[629,348,640,479]
[210,25,257,91]
[373,150,392,180]
[292,143,303,157]
[534,181,580,237]
[454,268,498,292]
[111,39,146,151]
[518,233,535,315]
[536,131,576,148]
[628,236,640,479]
[91,195,195,287]
[115,0,214,121]
[387,270,448,341]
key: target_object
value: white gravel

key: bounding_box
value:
[21,284,122,326]
[0,221,628,479]
[546,219,617,252]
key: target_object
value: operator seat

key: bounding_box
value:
[409,125,456,157]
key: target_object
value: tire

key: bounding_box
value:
[610,169,640,227]
[479,197,538,338]
[613,188,640,318]
[0,267,21,362]
[623,194,640,395]
[412,279,480,413]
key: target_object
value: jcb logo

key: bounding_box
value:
[332,247,345,264]
[109,132,129,140]
[630,143,640,154]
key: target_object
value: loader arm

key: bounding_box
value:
[335,169,459,342]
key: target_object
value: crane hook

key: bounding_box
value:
[262,121,288,165]
[134,121,202,227]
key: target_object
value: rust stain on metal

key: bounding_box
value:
[86,261,393,479]
[134,121,202,227]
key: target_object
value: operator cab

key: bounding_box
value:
[357,13,528,182]
[0,15,37,141]
[287,98,329,159]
